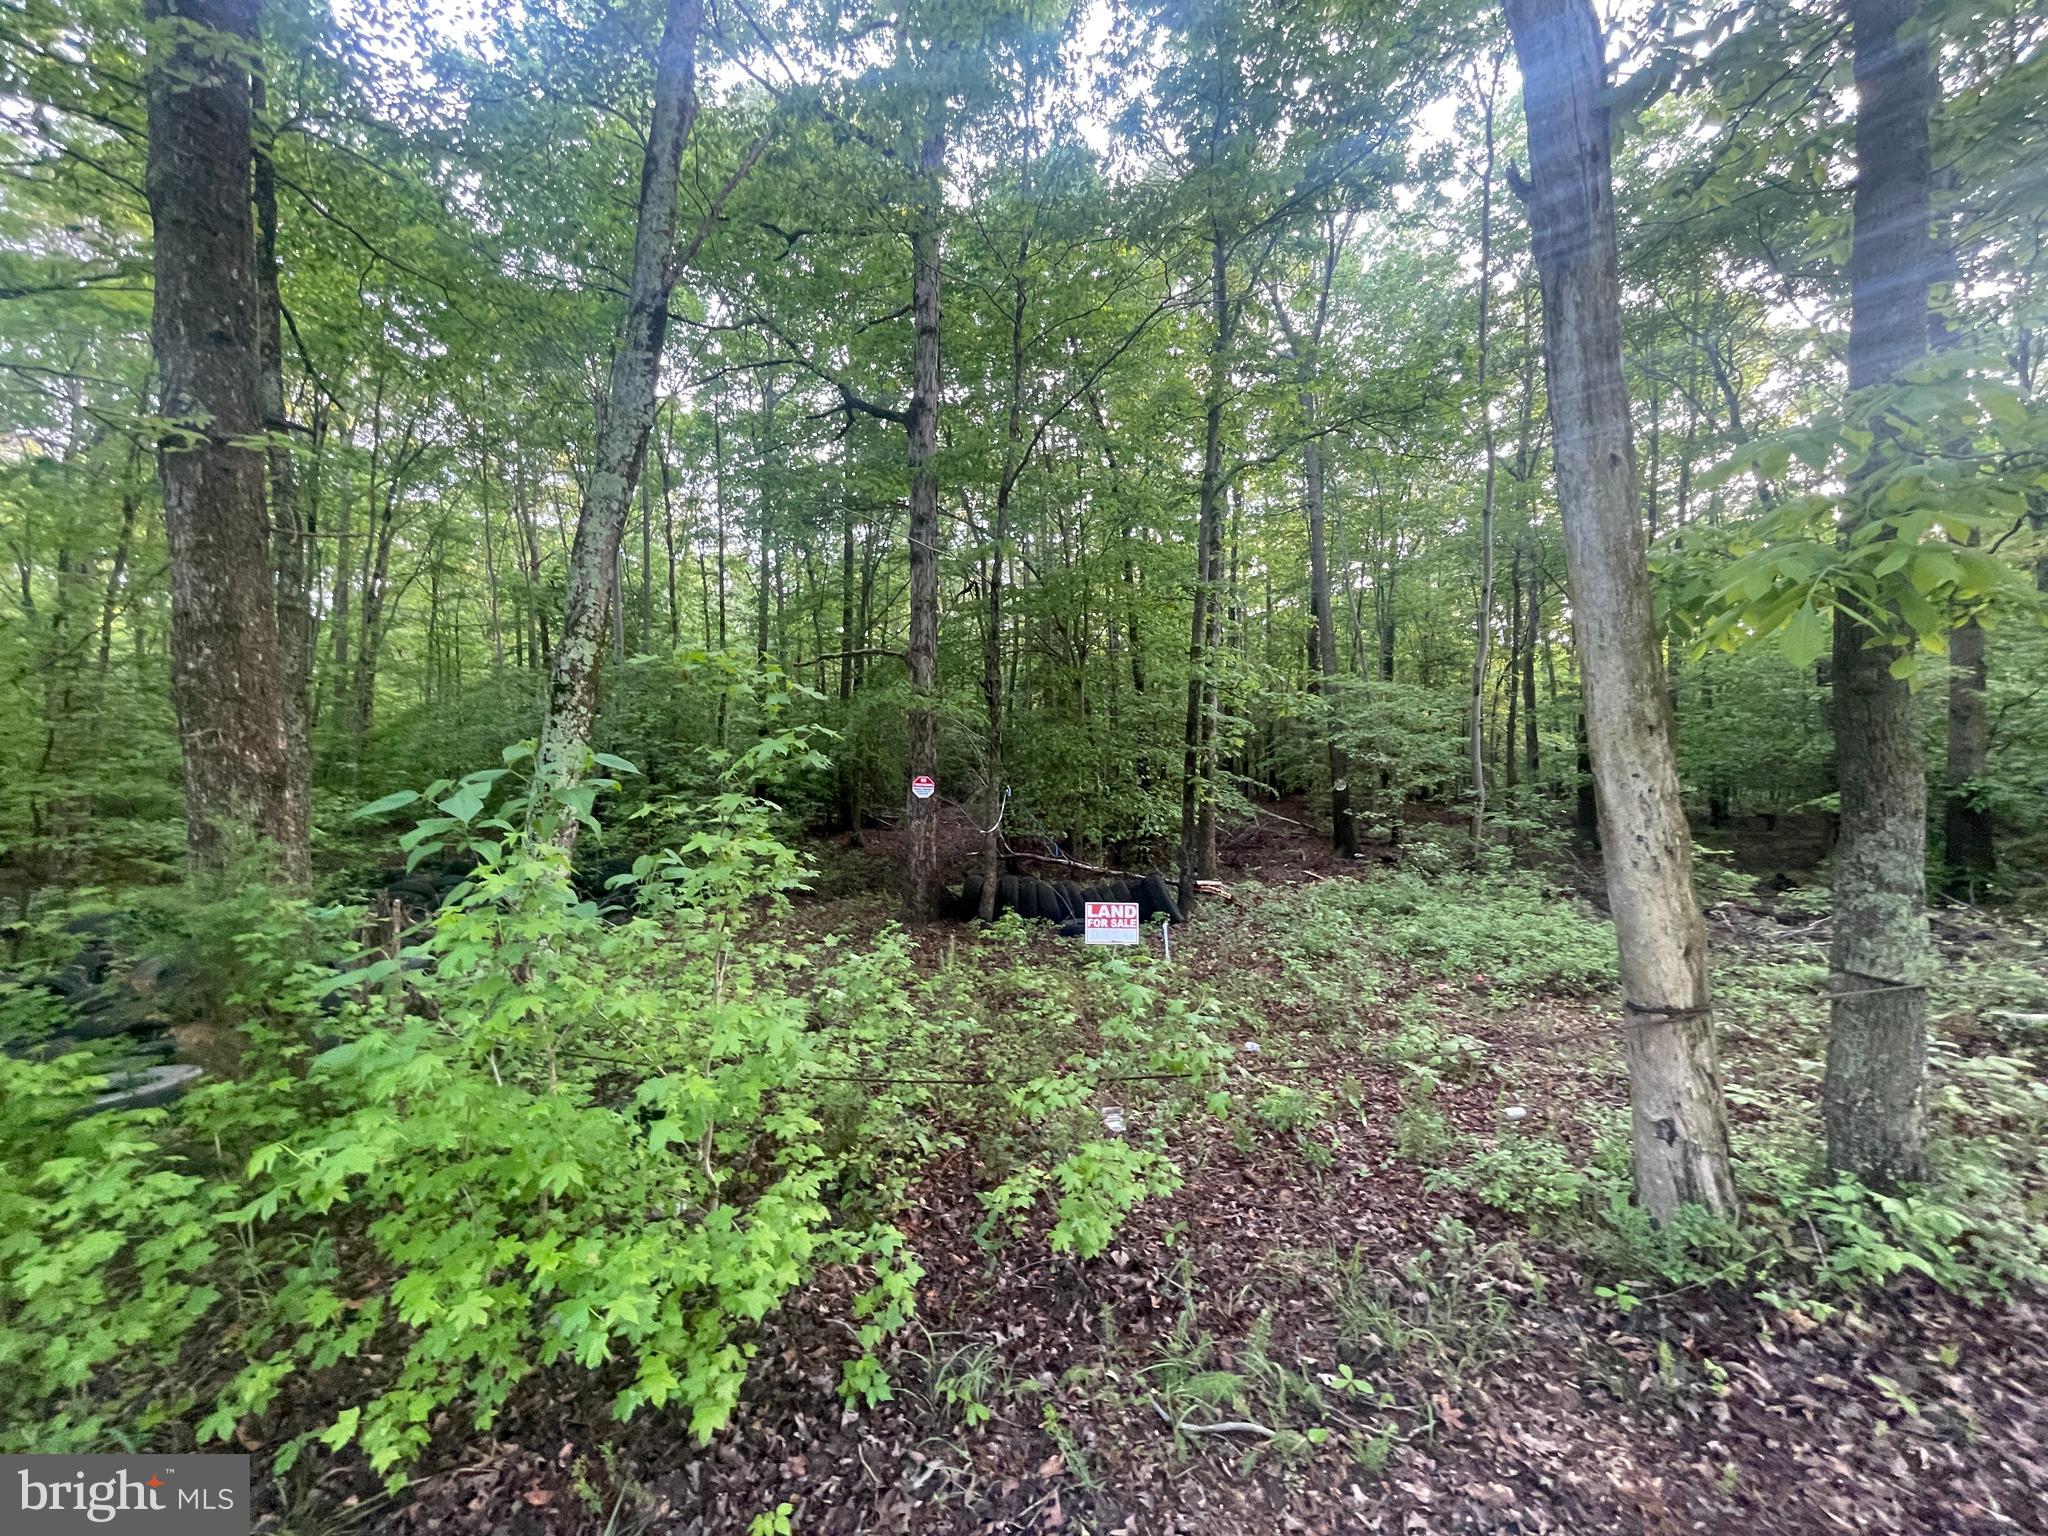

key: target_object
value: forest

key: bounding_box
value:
[2,0,2047,1529]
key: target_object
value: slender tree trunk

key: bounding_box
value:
[97,446,142,676]
[1504,547,1522,791]
[1468,82,1499,842]
[516,467,550,668]
[329,464,352,708]
[714,421,728,655]
[980,263,1028,920]
[1934,250,1994,892]
[1943,606,1993,891]
[639,468,654,653]
[351,473,399,759]
[537,0,702,832]
[253,75,312,864]
[902,107,946,921]
[1179,230,1230,913]
[1824,0,1935,1187]
[1306,412,1356,857]
[609,532,627,663]
[479,442,505,668]
[1522,539,1541,782]
[840,501,857,703]
[660,413,680,648]
[1505,0,1737,1221]
[145,0,304,879]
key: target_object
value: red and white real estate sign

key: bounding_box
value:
[1084,900,1140,945]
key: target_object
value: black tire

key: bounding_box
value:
[997,875,1021,916]
[962,872,985,917]
[1137,871,1183,924]
[1038,879,1070,921]
[1013,878,1040,920]
[1057,880,1084,921]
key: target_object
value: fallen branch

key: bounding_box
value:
[999,840,1131,878]
[1154,1400,1276,1439]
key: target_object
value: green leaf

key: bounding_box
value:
[318,1406,361,1450]
[351,790,420,821]
[1780,599,1829,669]
[437,782,490,824]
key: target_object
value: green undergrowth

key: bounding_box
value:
[8,813,2043,1496]
[1245,862,1618,1007]
[1223,863,2046,1316]
[0,741,1243,1482]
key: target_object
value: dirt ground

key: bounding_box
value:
[279,806,2048,1536]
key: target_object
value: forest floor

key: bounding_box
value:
[336,806,2048,1536]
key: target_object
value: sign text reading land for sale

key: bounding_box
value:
[1084,900,1140,945]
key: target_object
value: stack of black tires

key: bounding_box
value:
[939,869,1182,929]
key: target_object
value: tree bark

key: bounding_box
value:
[1282,218,1358,860]
[145,0,305,879]
[1824,0,1935,1187]
[660,411,680,648]
[1505,0,1737,1221]
[979,257,1029,920]
[1522,538,1541,782]
[1179,230,1230,913]
[252,72,313,872]
[901,106,946,922]
[1468,79,1499,843]
[537,0,702,829]
[1504,547,1522,791]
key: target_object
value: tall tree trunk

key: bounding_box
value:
[145,0,304,879]
[328,463,352,709]
[1935,257,1994,892]
[1504,546,1522,791]
[639,469,654,653]
[253,73,313,864]
[1468,79,1499,842]
[1824,0,1935,1187]
[1522,539,1541,782]
[980,262,1029,920]
[537,0,701,831]
[660,412,680,648]
[1305,412,1356,858]
[1505,0,1737,1221]
[901,107,946,921]
[1279,215,1357,858]
[1179,230,1230,913]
